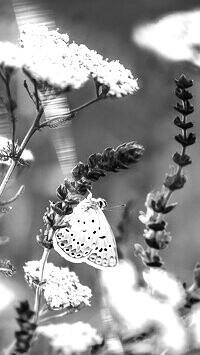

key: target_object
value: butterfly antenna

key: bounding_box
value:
[105,204,126,211]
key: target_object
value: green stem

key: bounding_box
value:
[39,96,102,128]
[33,248,50,324]
[39,303,84,325]
[3,339,16,355]
[5,75,16,155]
[0,107,44,199]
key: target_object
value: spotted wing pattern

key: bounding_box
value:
[53,197,118,269]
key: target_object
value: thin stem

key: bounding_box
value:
[39,96,102,128]
[5,75,16,155]
[0,107,44,200]
[3,339,16,355]
[0,68,6,83]
[0,185,24,206]
[69,96,103,115]
[33,248,50,324]
[24,80,36,107]
[39,303,85,325]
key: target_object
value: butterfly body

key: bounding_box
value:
[53,194,118,269]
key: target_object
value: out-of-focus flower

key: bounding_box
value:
[143,268,185,307]
[0,42,24,69]
[37,321,102,355]
[100,259,137,293]
[132,10,200,66]
[23,261,92,310]
[189,306,200,347]
[100,259,186,354]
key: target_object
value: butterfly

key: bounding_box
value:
[53,193,118,269]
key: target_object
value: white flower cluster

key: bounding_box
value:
[37,321,102,355]
[19,24,89,90]
[23,260,92,310]
[68,43,138,97]
[0,24,138,97]
[143,268,185,307]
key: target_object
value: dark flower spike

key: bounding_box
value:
[148,220,166,231]
[144,229,172,250]
[14,301,36,354]
[175,74,193,89]
[175,132,196,147]
[151,197,177,214]
[174,101,194,116]
[56,184,67,200]
[164,172,187,191]
[174,116,193,130]
[175,87,193,101]
[172,152,192,167]
[72,141,144,183]
[136,75,195,269]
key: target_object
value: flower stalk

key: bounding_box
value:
[135,74,195,268]
[33,247,50,324]
[0,107,44,199]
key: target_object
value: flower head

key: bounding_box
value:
[37,322,103,355]
[23,261,92,310]
[18,24,138,96]
[19,24,89,90]
[69,43,138,97]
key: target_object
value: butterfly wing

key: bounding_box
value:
[85,208,118,270]
[53,203,100,263]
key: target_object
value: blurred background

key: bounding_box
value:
[1,0,200,349]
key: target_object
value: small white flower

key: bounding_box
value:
[143,268,185,307]
[23,260,92,310]
[37,322,102,355]
[139,192,157,225]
